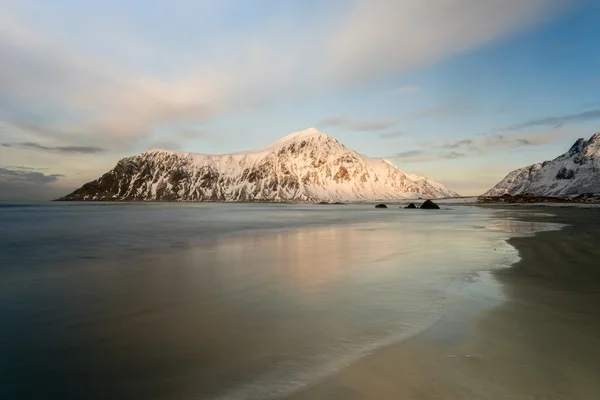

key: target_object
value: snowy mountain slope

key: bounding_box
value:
[485,132,600,196]
[60,128,458,202]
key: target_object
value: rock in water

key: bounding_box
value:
[375,204,388,209]
[420,200,440,209]
[405,203,417,209]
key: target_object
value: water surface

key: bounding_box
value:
[0,203,560,399]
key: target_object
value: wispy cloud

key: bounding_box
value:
[314,116,395,132]
[2,142,105,154]
[484,134,546,147]
[0,8,239,150]
[389,150,441,163]
[315,116,347,128]
[441,151,465,159]
[389,149,467,163]
[401,127,578,164]
[325,0,568,83]
[4,165,48,171]
[441,139,473,149]
[436,129,570,153]
[393,150,424,159]
[507,109,600,130]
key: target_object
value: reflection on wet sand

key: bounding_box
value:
[205,225,429,288]
[290,207,600,400]
[486,211,565,236]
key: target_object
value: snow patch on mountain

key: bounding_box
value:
[60,128,458,202]
[485,132,600,196]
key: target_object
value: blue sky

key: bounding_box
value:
[1,0,599,199]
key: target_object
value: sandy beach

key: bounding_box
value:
[289,206,600,400]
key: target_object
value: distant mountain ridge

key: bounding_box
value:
[59,128,458,202]
[485,132,600,196]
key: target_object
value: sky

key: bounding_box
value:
[1,0,599,200]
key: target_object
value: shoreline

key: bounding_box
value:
[51,198,600,207]
[288,206,600,399]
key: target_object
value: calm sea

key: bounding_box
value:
[0,202,559,399]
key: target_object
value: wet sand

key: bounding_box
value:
[289,206,600,400]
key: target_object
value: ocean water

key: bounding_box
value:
[0,203,560,399]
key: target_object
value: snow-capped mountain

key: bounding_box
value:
[60,128,458,202]
[485,132,600,196]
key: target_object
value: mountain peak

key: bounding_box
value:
[276,127,330,141]
[269,128,338,149]
[568,137,587,155]
[582,132,600,157]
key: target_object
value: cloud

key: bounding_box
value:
[0,9,237,151]
[393,150,424,159]
[390,149,466,163]
[390,150,440,163]
[379,131,403,139]
[4,165,47,171]
[2,142,105,153]
[315,116,347,128]
[0,0,571,152]
[507,109,600,130]
[399,127,574,164]
[484,134,545,147]
[441,151,465,159]
[325,0,568,83]
[441,139,473,149]
[0,167,64,185]
[434,129,570,154]
[516,138,533,145]
[0,166,72,200]
[314,116,395,132]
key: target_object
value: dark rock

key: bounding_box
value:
[556,167,575,180]
[375,204,388,209]
[404,203,417,209]
[318,201,330,205]
[420,199,440,209]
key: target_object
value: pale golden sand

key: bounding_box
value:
[289,207,600,399]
